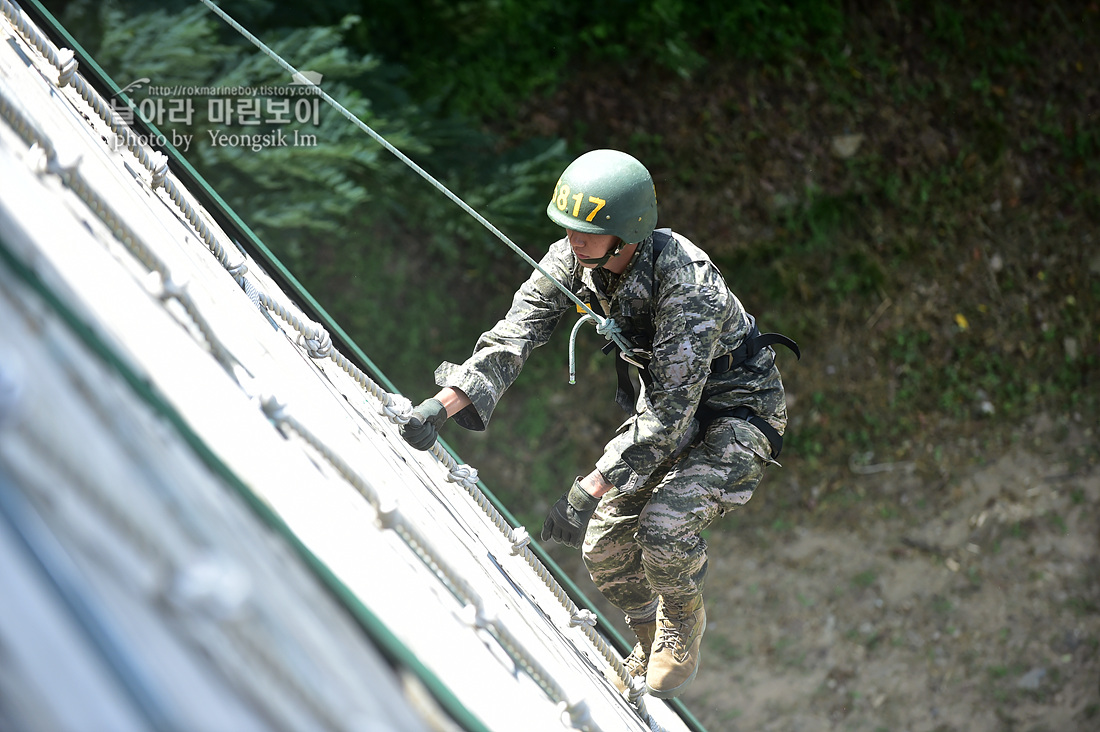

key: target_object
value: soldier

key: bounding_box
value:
[400,149,796,698]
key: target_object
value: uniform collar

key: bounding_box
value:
[579,233,655,301]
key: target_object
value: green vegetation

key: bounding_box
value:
[59,0,1098,524]
[347,0,846,115]
[851,569,877,589]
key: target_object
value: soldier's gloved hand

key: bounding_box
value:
[400,398,448,450]
[541,479,600,548]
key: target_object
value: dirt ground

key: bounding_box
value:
[511,14,1099,727]
[554,412,1099,732]
[550,412,1100,732]
[450,7,1100,728]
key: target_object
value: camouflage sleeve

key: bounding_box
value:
[596,268,733,492]
[435,239,574,431]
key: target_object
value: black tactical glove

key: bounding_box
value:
[400,398,448,450]
[541,479,600,548]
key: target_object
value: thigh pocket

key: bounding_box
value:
[695,419,769,515]
[732,419,779,466]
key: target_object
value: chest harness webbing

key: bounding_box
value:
[591,230,801,457]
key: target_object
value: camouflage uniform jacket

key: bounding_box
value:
[435,229,788,494]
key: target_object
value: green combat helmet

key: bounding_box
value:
[546,149,658,247]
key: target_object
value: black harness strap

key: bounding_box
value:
[613,351,636,414]
[696,405,785,459]
[710,314,802,375]
[608,229,673,413]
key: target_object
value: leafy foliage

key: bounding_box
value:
[60,0,570,263]
[345,0,845,115]
[57,0,1099,518]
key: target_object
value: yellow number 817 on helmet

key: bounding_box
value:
[546,149,658,245]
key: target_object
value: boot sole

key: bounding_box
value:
[644,662,699,699]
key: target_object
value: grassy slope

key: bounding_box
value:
[426,2,1099,533]
[453,7,1099,727]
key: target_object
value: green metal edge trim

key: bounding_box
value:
[19,4,705,729]
[0,231,492,732]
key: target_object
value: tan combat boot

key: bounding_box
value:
[645,595,706,698]
[606,618,656,694]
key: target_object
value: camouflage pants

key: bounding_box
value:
[582,416,774,622]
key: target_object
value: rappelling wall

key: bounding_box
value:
[0,3,700,732]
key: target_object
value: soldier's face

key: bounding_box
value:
[567,229,620,268]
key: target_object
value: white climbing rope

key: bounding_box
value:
[256,395,580,712]
[0,1,659,723]
[0,93,240,377]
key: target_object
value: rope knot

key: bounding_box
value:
[627,676,649,704]
[27,143,49,174]
[458,603,493,630]
[259,394,287,424]
[509,527,530,555]
[374,497,400,530]
[297,326,331,358]
[150,152,169,190]
[57,48,78,88]
[446,463,479,490]
[564,698,593,729]
[380,393,412,425]
[594,317,622,340]
[156,272,186,301]
[569,608,598,628]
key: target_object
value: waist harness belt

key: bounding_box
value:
[610,313,800,412]
[610,318,798,458]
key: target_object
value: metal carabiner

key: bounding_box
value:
[619,349,651,369]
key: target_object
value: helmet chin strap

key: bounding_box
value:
[577,240,628,268]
